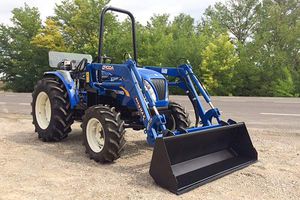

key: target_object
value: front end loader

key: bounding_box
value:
[31,6,257,194]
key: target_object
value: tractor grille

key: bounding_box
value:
[151,78,166,100]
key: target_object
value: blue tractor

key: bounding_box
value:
[32,6,257,194]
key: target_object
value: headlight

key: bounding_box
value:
[143,80,157,101]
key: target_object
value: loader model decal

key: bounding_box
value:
[134,96,146,120]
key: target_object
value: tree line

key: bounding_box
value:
[0,0,299,96]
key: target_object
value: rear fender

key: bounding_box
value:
[44,71,79,109]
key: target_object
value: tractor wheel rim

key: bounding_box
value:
[86,118,105,153]
[35,91,51,129]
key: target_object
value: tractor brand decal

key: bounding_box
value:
[134,97,146,120]
[85,72,90,83]
[102,65,114,71]
[120,86,130,97]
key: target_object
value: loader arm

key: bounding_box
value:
[145,64,223,127]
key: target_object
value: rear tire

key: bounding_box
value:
[165,101,191,131]
[32,77,74,141]
[82,105,126,163]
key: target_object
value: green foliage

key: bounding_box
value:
[272,67,294,97]
[0,0,299,97]
[204,0,261,44]
[54,0,113,57]
[205,0,299,97]
[232,43,261,96]
[248,0,299,96]
[200,34,239,95]
[31,19,67,51]
[139,14,173,66]
[0,4,49,92]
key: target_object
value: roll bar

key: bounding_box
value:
[98,6,137,63]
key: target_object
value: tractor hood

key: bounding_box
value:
[137,68,166,80]
[137,68,168,106]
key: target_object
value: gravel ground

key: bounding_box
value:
[0,114,299,200]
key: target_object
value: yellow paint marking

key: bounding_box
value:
[86,72,90,83]
[120,86,130,97]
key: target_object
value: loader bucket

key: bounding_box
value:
[149,122,257,194]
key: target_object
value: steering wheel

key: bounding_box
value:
[75,58,88,72]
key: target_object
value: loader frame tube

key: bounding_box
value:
[145,65,222,126]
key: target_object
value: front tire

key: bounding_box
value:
[82,105,126,163]
[165,101,191,131]
[32,77,74,141]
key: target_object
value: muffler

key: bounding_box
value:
[149,122,258,194]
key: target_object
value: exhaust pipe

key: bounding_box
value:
[149,122,258,194]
